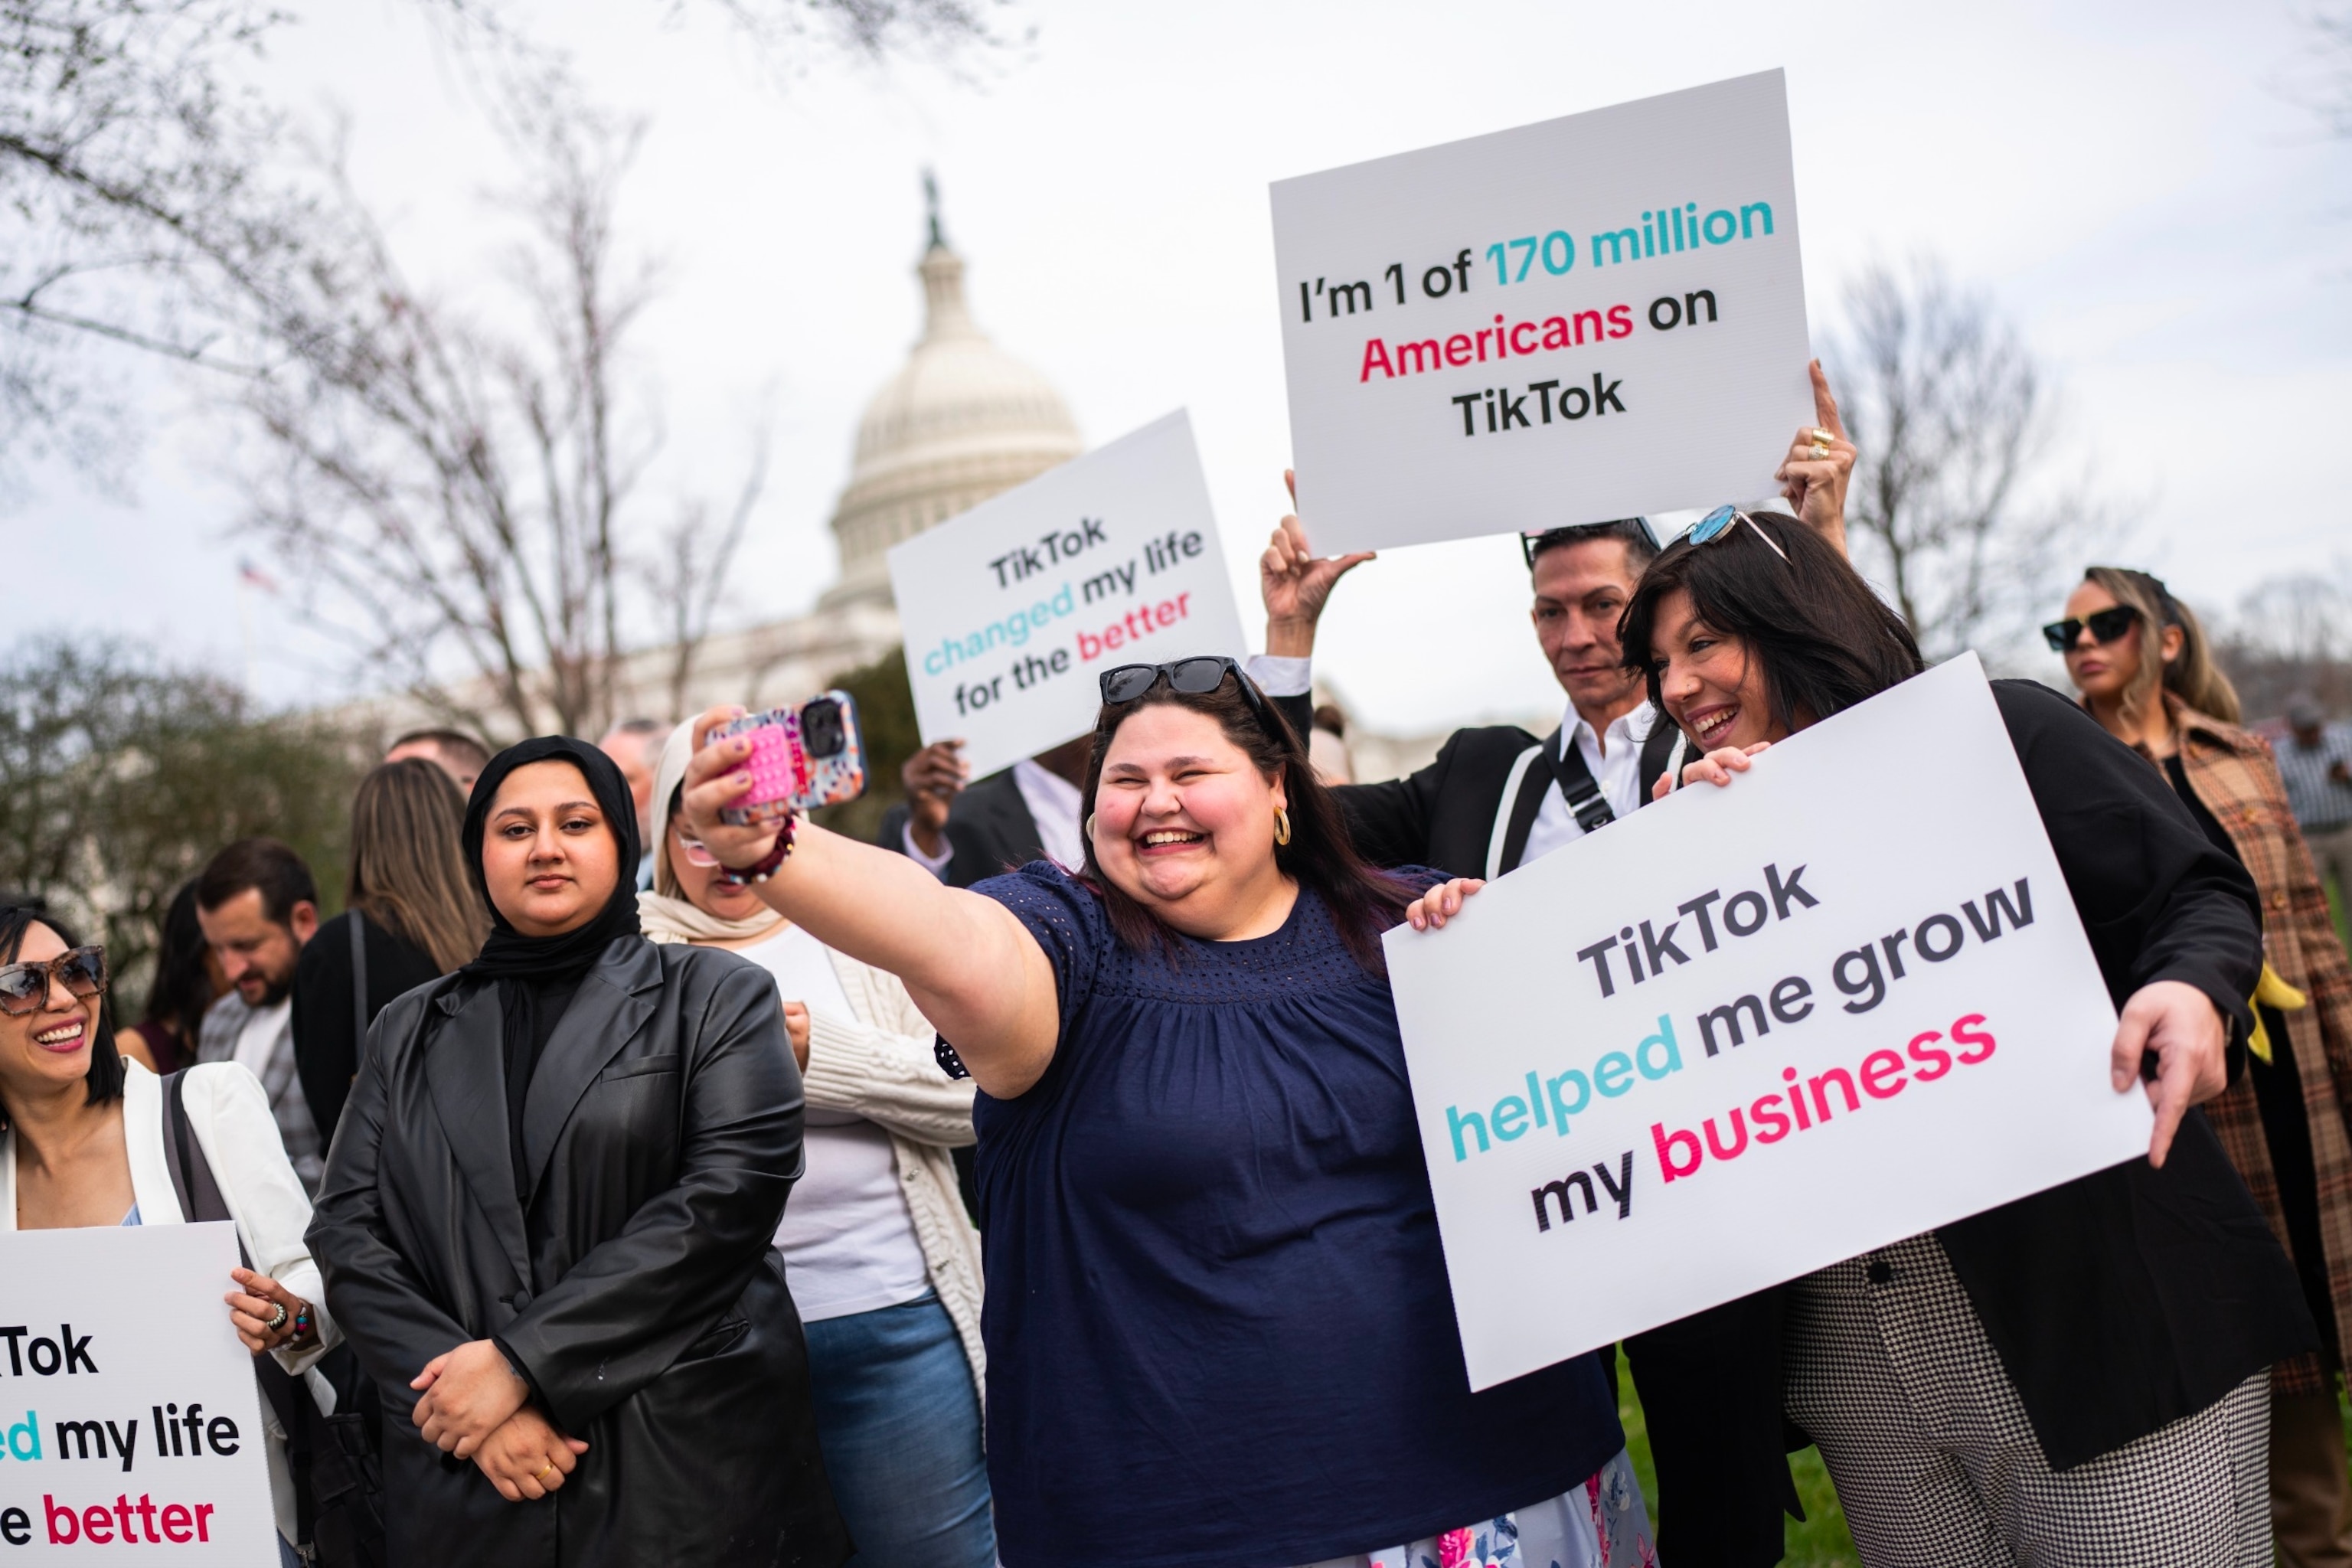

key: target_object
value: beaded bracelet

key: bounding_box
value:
[717,812,797,887]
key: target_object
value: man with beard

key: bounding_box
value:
[195,838,325,1192]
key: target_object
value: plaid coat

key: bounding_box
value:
[2171,701,2352,1393]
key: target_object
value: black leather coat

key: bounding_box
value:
[309,936,851,1567]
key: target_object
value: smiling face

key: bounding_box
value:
[1089,703,1289,933]
[1651,586,1792,752]
[1531,537,1645,721]
[0,922,104,1113]
[482,760,622,937]
[196,887,313,1008]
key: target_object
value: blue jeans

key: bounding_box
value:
[803,1292,996,1568]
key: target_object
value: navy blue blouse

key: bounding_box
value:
[972,863,1622,1568]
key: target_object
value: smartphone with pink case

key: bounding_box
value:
[714,691,867,825]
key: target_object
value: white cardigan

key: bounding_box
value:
[802,947,988,1396]
[2,1060,339,1543]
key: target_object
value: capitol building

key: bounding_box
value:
[600,207,1085,719]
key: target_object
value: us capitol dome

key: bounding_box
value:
[822,193,1084,607]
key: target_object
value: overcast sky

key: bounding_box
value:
[15,0,2350,733]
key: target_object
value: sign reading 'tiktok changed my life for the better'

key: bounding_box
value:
[0,1223,278,1560]
[887,410,1249,781]
[1270,69,1816,554]
[1383,658,2151,1391]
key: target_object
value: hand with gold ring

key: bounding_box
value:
[1776,360,1857,560]
[471,1406,589,1503]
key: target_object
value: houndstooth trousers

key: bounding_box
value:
[1783,1232,2272,1567]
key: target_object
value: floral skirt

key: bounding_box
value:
[1294,1449,1658,1568]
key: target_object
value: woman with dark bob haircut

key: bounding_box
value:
[671,664,1655,1568]
[1563,512,2313,1566]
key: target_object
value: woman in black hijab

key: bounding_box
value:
[309,737,849,1566]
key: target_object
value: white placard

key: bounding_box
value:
[0,1223,278,1558]
[1383,657,2151,1390]
[887,410,1250,780]
[1271,70,1815,554]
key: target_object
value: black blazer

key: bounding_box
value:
[1626,680,2315,1566]
[1271,692,1681,879]
[877,768,1047,887]
[309,937,851,1568]
[290,910,443,1142]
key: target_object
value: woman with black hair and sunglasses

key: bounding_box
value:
[1432,509,2308,1566]
[675,661,1652,1568]
[0,906,338,1568]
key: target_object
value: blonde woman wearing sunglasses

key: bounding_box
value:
[0,905,338,1568]
[635,724,993,1568]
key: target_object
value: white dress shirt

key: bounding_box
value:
[1512,701,1660,870]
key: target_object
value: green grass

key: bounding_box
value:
[1616,1346,1859,1566]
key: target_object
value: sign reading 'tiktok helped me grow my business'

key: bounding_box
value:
[887,410,1248,780]
[1383,658,2149,1390]
[1270,69,1816,554]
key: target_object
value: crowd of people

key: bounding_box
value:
[6,360,2352,1568]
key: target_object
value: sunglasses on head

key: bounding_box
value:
[1098,656,1282,743]
[2042,605,2139,654]
[0,946,108,1018]
[1683,505,1791,562]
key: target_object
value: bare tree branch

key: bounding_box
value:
[1828,257,2116,663]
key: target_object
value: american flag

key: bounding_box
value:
[237,559,279,594]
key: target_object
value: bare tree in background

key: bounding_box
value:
[0,0,1008,492]
[2216,569,2352,720]
[1830,259,2108,662]
[230,78,771,739]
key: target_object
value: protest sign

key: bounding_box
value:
[1270,70,1815,554]
[0,1223,276,1558]
[888,410,1249,780]
[1383,656,2149,1390]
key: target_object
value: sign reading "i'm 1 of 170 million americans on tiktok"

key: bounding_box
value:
[1270,68,1816,554]
[0,1223,278,1559]
[1382,658,2151,1391]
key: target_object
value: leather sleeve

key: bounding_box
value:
[306,995,477,1396]
[496,962,805,1431]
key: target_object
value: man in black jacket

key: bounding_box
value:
[1258,513,1684,880]
[879,736,1091,888]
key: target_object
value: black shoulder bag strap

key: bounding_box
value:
[348,912,369,1054]
[1636,717,1687,807]
[163,1072,319,1556]
[1542,728,1619,834]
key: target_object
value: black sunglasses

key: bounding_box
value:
[1098,656,1283,743]
[1521,517,1661,570]
[0,945,108,1018]
[2042,605,2139,654]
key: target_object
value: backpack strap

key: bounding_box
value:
[1485,744,1546,882]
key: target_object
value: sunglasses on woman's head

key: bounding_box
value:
[0,946,107,1017]
[1684,505,1791,563]
[2042,606,2138,654]
[1098,656,1282,743]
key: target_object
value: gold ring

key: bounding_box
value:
[1811,427,1835,445]
[535,1464,556,1482]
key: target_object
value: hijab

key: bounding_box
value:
[637,720,786,947]
[459,737,645,1196]
[460,736,645,979]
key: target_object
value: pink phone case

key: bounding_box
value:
[715,693,867,825]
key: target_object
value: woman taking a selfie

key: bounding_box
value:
[637,723,992,1568]
[1504,510,2309,1566]
[307,737,848,1567]
[2053,565,2352,1566]
[0,905,335,1568]
[677,668,1649,1568]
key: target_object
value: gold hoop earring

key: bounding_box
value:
[1273,807,1292,848]
[1085,814,1096,840]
